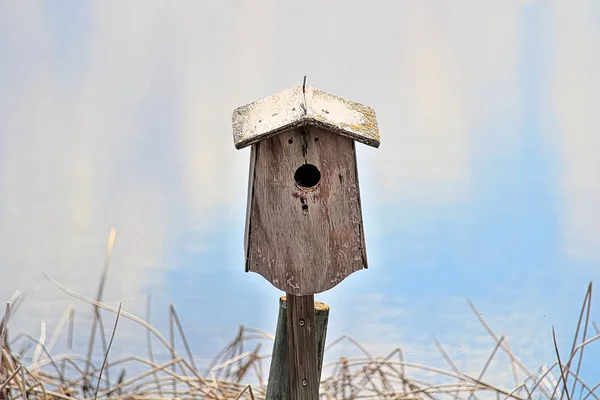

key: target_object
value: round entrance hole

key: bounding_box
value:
[294,164,321,189]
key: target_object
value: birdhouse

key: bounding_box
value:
[231,84,380,296]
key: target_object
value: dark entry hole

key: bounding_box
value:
[302,204,308,211]
[294,164,321,189]
[314,137,319,142]
[288,138,293,144]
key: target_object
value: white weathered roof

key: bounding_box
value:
[232,85,380,149]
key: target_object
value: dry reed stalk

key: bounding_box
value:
[1,234,599,400]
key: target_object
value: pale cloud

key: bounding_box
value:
[548,1,600,260]
[1,0,522,329]
[0,2,179,334]
[0,0,284,343]
[360,1,521,205]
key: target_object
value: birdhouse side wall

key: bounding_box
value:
[243,144,257,271]
[245,127,367,295]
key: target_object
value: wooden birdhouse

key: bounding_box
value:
[232,84,380,296]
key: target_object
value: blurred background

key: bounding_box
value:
[1,0,599,386]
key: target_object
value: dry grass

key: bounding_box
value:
[1,279,599,400]
[1,231,599,399]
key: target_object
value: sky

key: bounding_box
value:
[1,0,600,392]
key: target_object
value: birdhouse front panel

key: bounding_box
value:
[245,125,367,295]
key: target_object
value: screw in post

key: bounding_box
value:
[302,379,308,387]
[299,319,305,327]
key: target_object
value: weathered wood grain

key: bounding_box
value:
[245,126,368,295]
[265,296,329,400]
[232,85,380,150]
[286,294,319,400]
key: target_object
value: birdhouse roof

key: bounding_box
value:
[232,85,380,150]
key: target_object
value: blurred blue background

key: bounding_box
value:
[1,0,599,387]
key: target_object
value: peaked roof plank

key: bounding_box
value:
[232,85,380,149]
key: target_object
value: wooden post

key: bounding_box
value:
[266,296,329,400]
[287,294,318,400]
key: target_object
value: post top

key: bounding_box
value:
[232,85,380,150]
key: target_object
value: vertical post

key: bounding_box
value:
[266,296,329,400]
[286,294,319,400]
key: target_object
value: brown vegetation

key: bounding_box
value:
[1,232,597,399]
[0,275,598,399]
